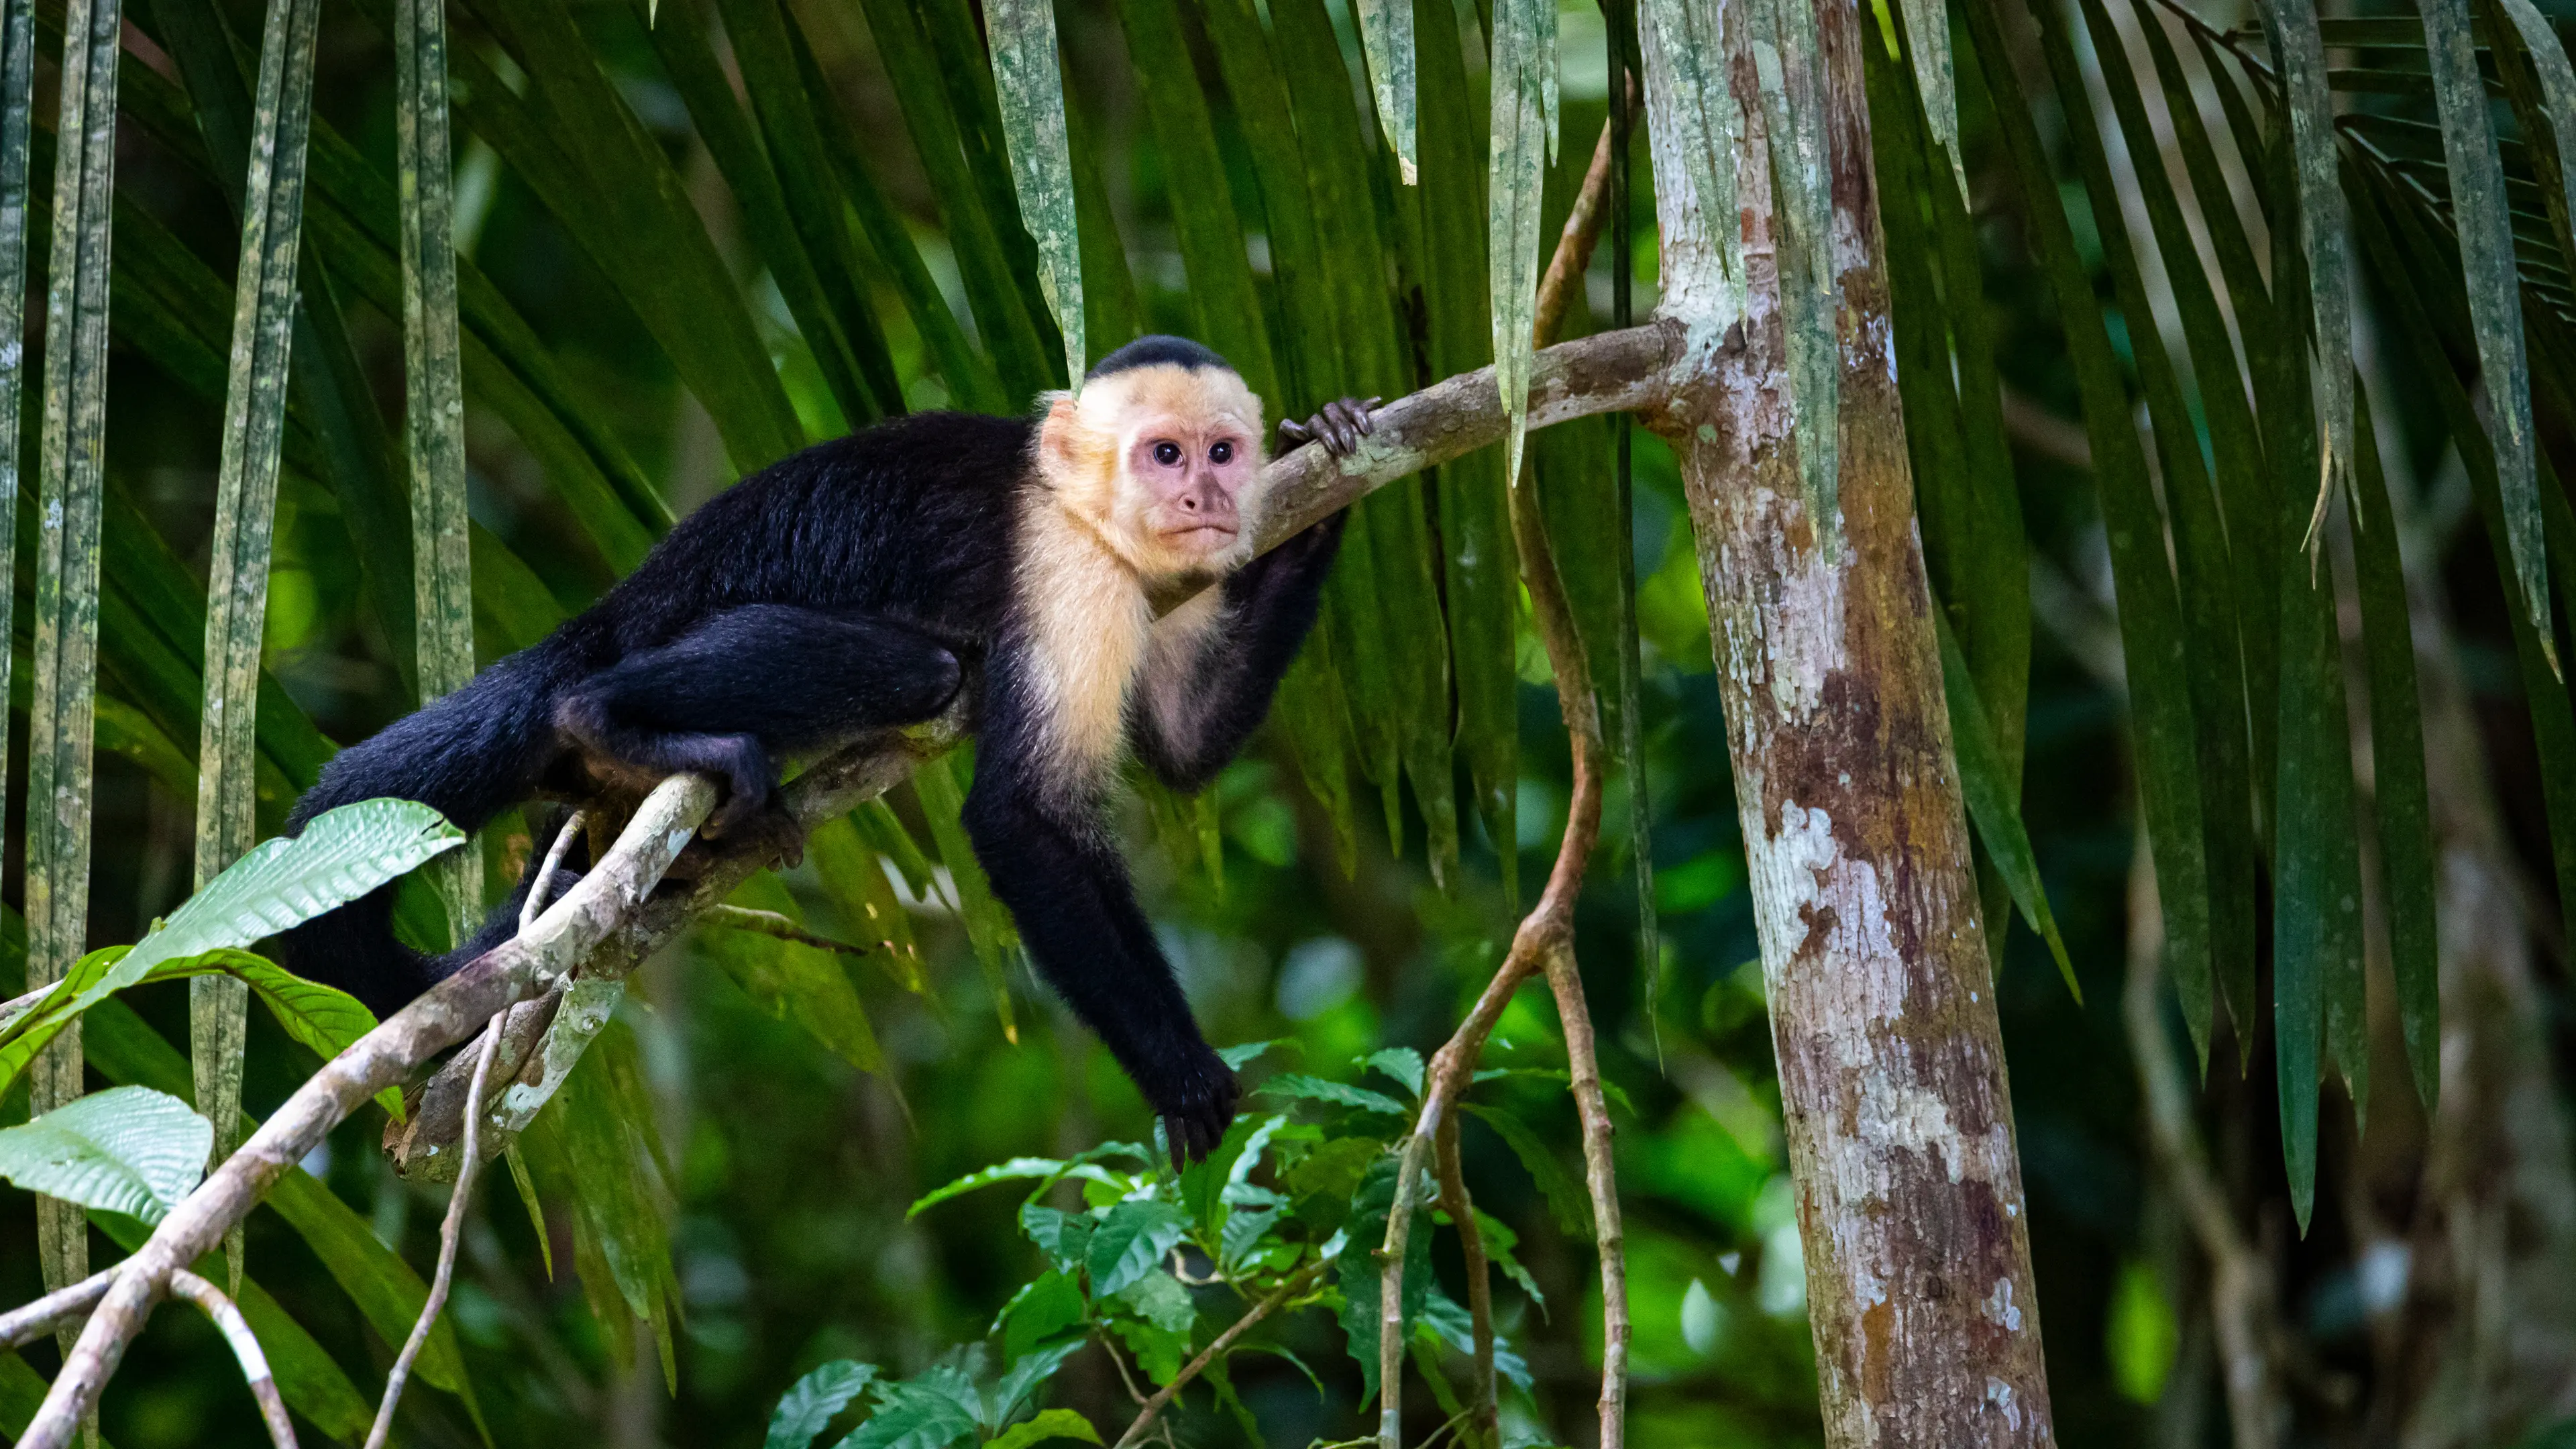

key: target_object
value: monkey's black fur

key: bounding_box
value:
[280,352,1354,1160]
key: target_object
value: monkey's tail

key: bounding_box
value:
[276,645,572,1016]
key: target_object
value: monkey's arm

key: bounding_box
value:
[1133,397,1373,792]
[963,706,1240,1163]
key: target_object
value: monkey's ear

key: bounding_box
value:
[1036,392,1088,476]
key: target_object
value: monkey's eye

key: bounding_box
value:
[1209,441,1235,465]
[1152,441,1183,467]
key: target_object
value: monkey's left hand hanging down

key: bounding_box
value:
[277,333,1372,1165]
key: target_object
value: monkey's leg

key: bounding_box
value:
[557,605,963,840]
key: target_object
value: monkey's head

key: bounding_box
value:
[1037,335,1269,580]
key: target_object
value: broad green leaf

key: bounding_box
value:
[1084,1197,1191,1297]
[768,1360,878,1449]
[1336,1155,1430,1401]
[1935,616,2078,1000]
[1019,1203,1097,1273]
[2350,392,2440,1108]
[984,1408,1101,1449]
[2251,0,2359,548]
[1112,1267,1195,1334]
[908,1158,1085,1219]
[1462,1103,1591,1236]
[990,1340,1089,1424]
[985,0,1085,390]
[1255,1072,1410,1118]
[1964,0,2211,1059]
[2421,0,2553,665]
[0,1086,211,1221]
[996,1271,1087,1358]
[838,1373,981,1449]
[1362,1047,1426,1097]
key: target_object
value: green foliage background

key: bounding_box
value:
[0,0,2570,1443]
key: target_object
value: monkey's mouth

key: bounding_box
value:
[1159,522,1240,549]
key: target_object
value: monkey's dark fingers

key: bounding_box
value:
[1276,417,1317,450]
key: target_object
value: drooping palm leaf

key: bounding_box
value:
[25,0,123,1316]
[191,0,321,1289]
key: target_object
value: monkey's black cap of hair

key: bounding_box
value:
[1088,334,1230,379]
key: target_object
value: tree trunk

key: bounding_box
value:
[1642,1,2057,1442]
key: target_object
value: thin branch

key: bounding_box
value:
[1433,1114,1497,1448]
[0,1267,113,1351]
[1377,191,1631,1448]
[1533,117,1618,349]
[15,775,715,1449]
[368,814,577,1448]
[1114,1260,1329,1449]
[166,1269,297,1449]
[1542,941,1627,1447]
[702,904,877,957]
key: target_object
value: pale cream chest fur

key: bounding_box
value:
[1015,498,1228,788]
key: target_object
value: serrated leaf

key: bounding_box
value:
[1463,1104,1591,1236]
[1361,1048,1425,1097]
[1018,1203,1097,1277]
[0,1086,211,1222]
[843,1366,987,1449]
[1256,1073,1410,1118]
[996,1271,1087,1358]
[768,1360,877,1449]
[1084,1197,1191,1297]
[984,1408,1100,1449]
[1112,1268,1195,1334]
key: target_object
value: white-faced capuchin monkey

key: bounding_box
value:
[280,335,1375,1163]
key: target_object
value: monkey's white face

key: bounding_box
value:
[1126,413,1260,559]
[1037,362,1269,580]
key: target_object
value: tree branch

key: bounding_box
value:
[15,775,716,1448]
[1112,1260,1329,1449]
[166,1269,297,1449]
[0,1269,113,1352]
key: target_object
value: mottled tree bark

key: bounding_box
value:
[1642,0,2057,1442]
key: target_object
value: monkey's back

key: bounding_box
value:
[558,410,1037,666]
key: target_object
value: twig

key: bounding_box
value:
[1533,117,1618,349]
[1434,1115,1497,1449]
[0,1267,115,1351]
[166,1269,297,1449]
[702,904,877,957]
[1113,1260,1328,1449]
[1379,221,1625,1446]
[13,775,715,1449]
[1542,941,1627,1447]
[368,812,580,1448]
